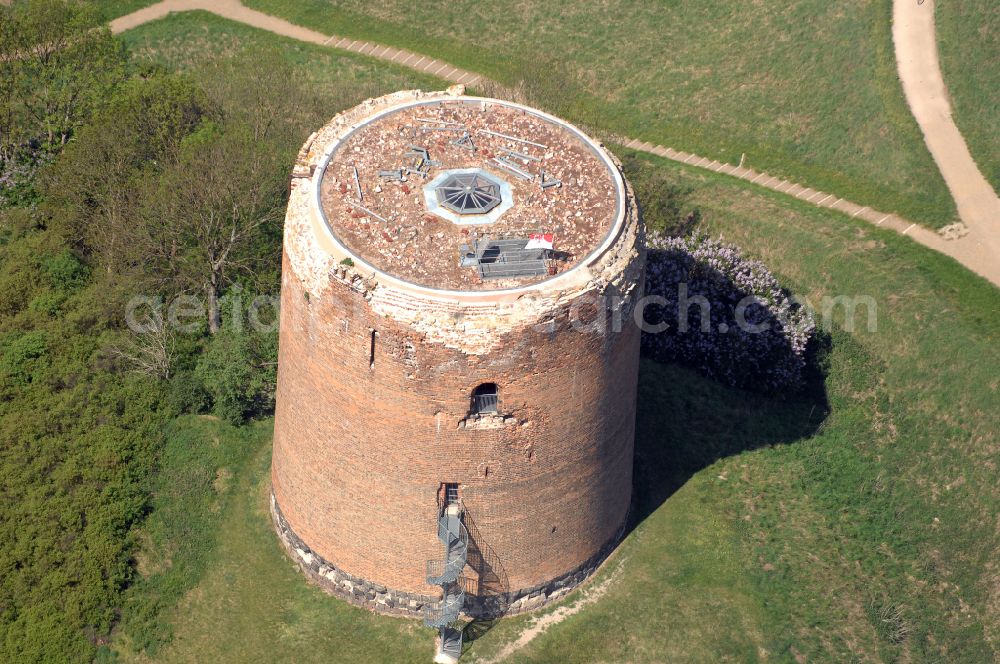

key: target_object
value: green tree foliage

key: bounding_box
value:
[194,47,327,149]
[133,48,320,332]
[43,73,208,275]
[0,8,200,661]
[0,0,126,150]
[0,10,317,659]
[0,0,128,206]
[621,154,701,236]
[0,225,171,662]
[195,322,278,425]
[44,50,308,333]
[40,248,88,289]
[142,124,286,332]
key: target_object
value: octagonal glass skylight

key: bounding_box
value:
[435,173,503,214]
[423,168,514,225]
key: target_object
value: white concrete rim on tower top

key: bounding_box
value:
[309,94,629,303]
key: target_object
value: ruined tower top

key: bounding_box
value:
[290,89,629,295]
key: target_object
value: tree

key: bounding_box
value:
[0,11,20,164]
[0,0,126,153]
[195,322,278,423]
[0,0,127,208]
[43,72,208,274]
[194,47,326,147]
[109,321,175,380]
[144,124,286,333]
[43,51,304,333]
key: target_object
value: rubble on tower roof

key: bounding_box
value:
[318,99,619,291]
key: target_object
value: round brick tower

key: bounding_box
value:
[271,89,644,622]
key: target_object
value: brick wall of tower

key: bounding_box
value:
[270,254,642,598]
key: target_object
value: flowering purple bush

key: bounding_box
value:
[1,150,52,208]
[643,232,816,393]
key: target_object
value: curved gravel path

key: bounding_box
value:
[110,0,1000,287]
[893,0,1000,285]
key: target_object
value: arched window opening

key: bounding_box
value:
[471,383,499,416]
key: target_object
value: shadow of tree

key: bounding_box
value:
[631,332,830,523]
[460,344,829,650]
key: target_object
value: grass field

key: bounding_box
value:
[937,0,1000,193]
[111,416,433,664]
[118,10,444,95]
[93,0,158,21]
[111,151,1000,662]
[238,0,956,229]
[109,417,276,658]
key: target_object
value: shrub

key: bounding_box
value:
[0,329,48,387]
[40,249,89,290]
[27,290,66,316]
[166,369,211,415]
[0,150,52,208]
[622,155,701,236]
[195,326,277,425]
[642,232,815,393]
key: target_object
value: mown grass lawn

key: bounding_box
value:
[93,0,161,21]
[458,153,1000,663]
[476,150,1000,662]
[112,416,433,664]
[937,0,1000,193]
[122,415,776,664]
[241,0,956,229]
[117,10,445,95]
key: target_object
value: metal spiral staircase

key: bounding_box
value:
[424,500,468,662]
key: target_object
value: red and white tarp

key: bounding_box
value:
[525,233,554,251]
